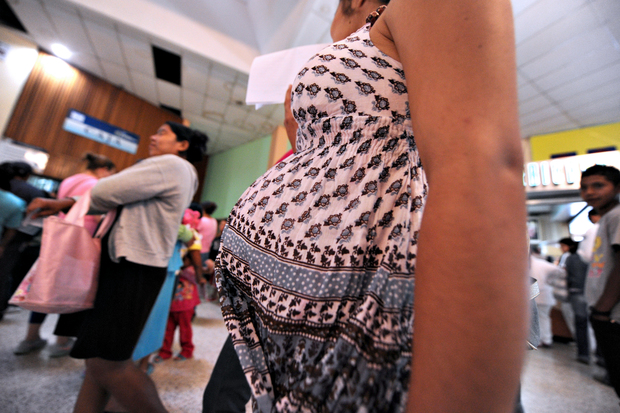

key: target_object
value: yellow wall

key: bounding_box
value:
[529,122,620,161]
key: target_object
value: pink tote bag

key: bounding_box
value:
[10,191,115,314]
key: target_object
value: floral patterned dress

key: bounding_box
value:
[217,22,428,413]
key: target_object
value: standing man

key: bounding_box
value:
[580,164,620,398]
[558,238,590,363]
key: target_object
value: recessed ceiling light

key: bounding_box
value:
[51,43,72,59]
[41,55,75,79]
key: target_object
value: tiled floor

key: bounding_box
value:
[0,303,618,412]
[520,340,619,412]
[0,302,229,413]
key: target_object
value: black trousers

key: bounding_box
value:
[0,232,39,312]
[202,335,251,413]
[591,317,620,398]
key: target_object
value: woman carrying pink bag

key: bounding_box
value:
[13,153,115,357]
[26,122,207,413]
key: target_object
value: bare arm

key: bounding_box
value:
[188,249,206,285]
[380,1,528,412]
[26,197,76,218]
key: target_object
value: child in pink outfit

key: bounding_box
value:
[158,253,201,360]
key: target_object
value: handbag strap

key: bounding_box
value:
[60,174,92,199]
[63,189,92,227]
[94,208,117,239]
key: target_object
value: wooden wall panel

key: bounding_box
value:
[3,52,204,183]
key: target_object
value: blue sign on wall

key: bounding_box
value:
[63,109,140,154]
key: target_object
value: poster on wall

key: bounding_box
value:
[63,109,140,154]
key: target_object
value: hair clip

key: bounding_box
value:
[366,5,387,25]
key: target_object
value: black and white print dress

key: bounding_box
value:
[217,22,428,413]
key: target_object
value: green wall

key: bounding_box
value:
[201,135,272,219]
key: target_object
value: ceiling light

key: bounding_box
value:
[41,55,75,79]
[51,43,72,59]
[5,47,38,77]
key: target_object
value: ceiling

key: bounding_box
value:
[3,0,620,155]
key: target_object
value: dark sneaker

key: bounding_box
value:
[576,356,590,365]
[593,372,612,387]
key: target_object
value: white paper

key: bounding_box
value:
[21,211,44,228]
[245,43,330,108]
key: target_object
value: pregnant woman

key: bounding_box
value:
[216,0,528,412]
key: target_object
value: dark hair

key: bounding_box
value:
[189,202,203,214]
[581,164,620,187]
[8,161,33,178]
[165,121,208,163]
[530,245,541,255]
[340,0,390,15]
[83,152,115,171]
[0,163,15,191]
[202,201,217,215]
[216,217,228,235]
[340,0,390,16]
[559,237,579,254]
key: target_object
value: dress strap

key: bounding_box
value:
[366,5,387,26]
